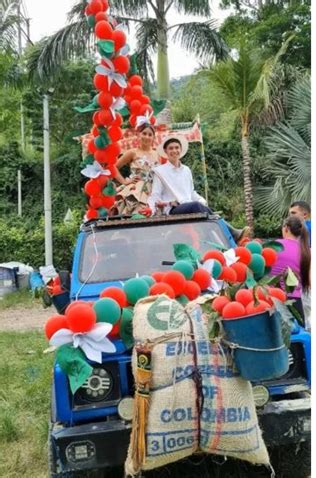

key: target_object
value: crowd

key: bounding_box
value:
[109,121,311,328]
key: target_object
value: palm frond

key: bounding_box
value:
[0,0,20,52]
[287,75,311,144]
[134,18,158,84]
[67,0,86,21]
[171,20,229,63]
[206,61,239,109]
[109,0,148,17]
[25,18,93,83]
[172,0,211,16]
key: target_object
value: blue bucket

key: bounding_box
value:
[222,310,289,381]
[52,291,70,315]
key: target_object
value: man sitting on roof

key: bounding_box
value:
[140,134,249,243]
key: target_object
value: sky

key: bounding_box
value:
[22,0,231,79]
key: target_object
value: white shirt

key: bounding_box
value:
[148,161,207,214]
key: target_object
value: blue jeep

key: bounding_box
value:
[49,213,311,477]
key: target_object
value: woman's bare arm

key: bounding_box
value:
[115,149,137,185]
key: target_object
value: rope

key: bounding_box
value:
[221,338,286,353]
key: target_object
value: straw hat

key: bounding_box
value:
[157,134,189,159]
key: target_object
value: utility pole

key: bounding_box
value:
[17,0,25,216]
[43,94,53,266]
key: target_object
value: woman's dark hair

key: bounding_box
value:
[163,138,181,150]
[137,123,155,135]
[283,216,311,291]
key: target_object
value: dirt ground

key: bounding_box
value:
[0,304,52,332]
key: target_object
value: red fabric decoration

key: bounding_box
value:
[149,282,175,299]
[66,303,97,333]
[45,314,69,340]
[95,20,113,40]
[162,271,186,297]
[192,269,211,290]
[100,287,128,308]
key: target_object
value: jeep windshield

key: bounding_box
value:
[79,219,231,283]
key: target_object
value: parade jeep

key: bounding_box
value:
[49,213,311,477]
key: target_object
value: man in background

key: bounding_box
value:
[289,201,311,245]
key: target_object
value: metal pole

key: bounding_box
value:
[43,94,53,266]
[197,114,209,204]
[18,170,22,216]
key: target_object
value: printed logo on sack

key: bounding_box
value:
[147,297,188,331]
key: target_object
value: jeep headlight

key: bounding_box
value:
[252,385,270,408]
[118,397,134,421]
[80,367,113,402]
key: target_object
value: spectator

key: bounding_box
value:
[289,201,311,245]
[270,216,311,324]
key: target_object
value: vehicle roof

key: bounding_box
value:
[81,213,221,232]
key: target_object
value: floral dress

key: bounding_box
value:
[115,150,160,215]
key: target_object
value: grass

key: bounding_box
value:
[0,331,53,478]
[0,289,40,310]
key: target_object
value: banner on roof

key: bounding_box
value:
[79,122,203,158]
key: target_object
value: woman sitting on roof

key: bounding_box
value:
[113,122,160,216]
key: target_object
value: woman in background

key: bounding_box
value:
[270,216,311,323]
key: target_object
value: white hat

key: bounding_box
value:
[157,134,189,159]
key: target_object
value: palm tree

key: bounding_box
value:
[256,75,311,217]
[0,0,19,51]
[26,0,228,99]
[205,39,292,232]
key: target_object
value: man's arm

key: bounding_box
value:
[147,173,164,214]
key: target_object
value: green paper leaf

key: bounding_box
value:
[272,299,295,348]
[245,270,257,288]
[75,102,99,114]
[203,241,227,252]
[81,155,94,167]
[173,243,201,267]
[102,180,116,196]
[151,99,167,117]
[285,267,299,288]
[129,53,139,75]
[120,308,134,349]
[98,40,115,57]
[56,344,93,395]
[120,107,130,119]
[262,240,284,252]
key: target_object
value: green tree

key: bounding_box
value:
[26,0,228,99]
[256,75,311,217]
[206,39,291,232]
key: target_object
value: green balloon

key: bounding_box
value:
[94,135,107,149]
[93,298,121,324]
[212,259,223,279]
[141,275,156,287]
[249,253,266,275]
[246,241,263,255]
[98,208,108,217]
[120,308,134,349]
[123,278,149,305]
[172,260,194,280]
[87,15,95,28]
[131,214,146,219]
[177,295,189,306]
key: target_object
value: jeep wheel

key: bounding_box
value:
[269,441,311,478]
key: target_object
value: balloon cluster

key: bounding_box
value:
[211,286,287,319]
[82,0,157,221]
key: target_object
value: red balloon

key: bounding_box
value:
[109,82,124,97]
[149,282,175,299]
[98,91,113,109]
[230,262,248,283]
[130,85,143,99]
[89,196,103,209]
[85,5,92,15]
[94,73,109,91]
[94,149,107,163]
[203,250,226,266]
[112,113,123,127]
[150,116,156,125]
[89,0,104,14]
[86,208,99,220]
[140,95,150,104]
[101,0,109,9]
[95,11,108,22]
[151,272,164,282]
[212,296,230,314]
[162,271,186,297]
[183,281,201,301]
[108,320,120,338]
[66,303,97,333]
[91,125,99,137]
[100,287,128,307]
[222,302,246,319]
[84,179,102,196]
[219,266,238,283]
[95,20,113,40]
[129,114,137,128]
[269,287,287,303]
[104,142,121,161]
[235,246,252,265]
[93,111,102,126]
[102,195,116,208]
[130,100,142,114]
[88,139,97,154]
[112,30,127,51]
[262,248,278,267]
[139,104,153,115]
[99,109,113,126]
[192,269,211,290]
[65,301,88,315]
[108,126,123,142]
[235,289,253,307]
[45,314,68,340]
[107,165,118,178]
[129,75,143,87]
[113,56,130,74]
[246,300,271,315]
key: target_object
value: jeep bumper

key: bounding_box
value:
[258,396,311,447]
[50,418,131,472]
